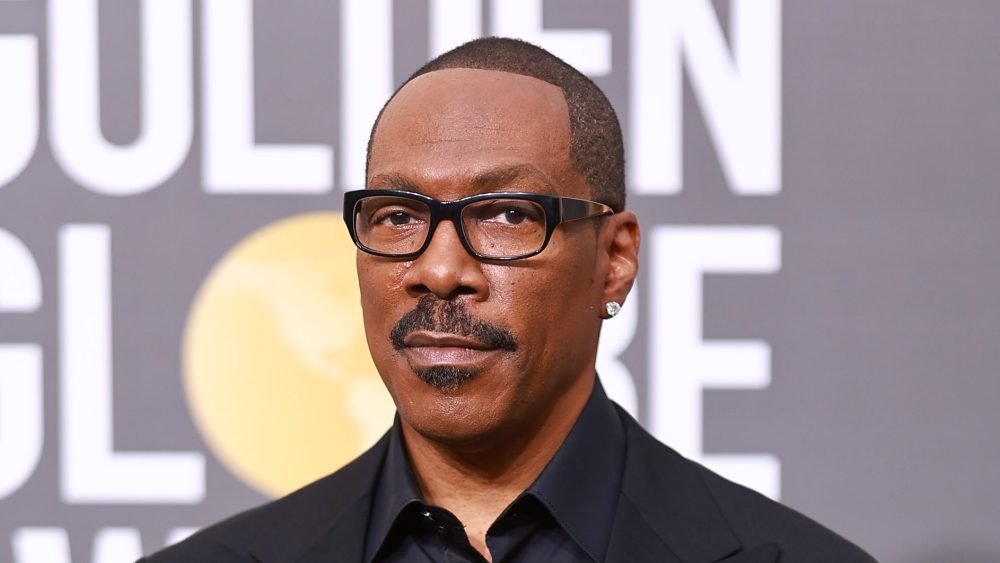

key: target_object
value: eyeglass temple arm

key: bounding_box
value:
[560,197,615,222]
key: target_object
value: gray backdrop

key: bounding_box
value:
[0,1,997,562]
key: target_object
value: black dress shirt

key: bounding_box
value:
[140,374,877,562]
[363,381,626,563]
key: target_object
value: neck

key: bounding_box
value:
[400,374,595,553]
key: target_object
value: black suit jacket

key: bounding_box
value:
[141,406,875,562]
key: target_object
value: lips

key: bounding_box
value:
[400,331,500,368]
[402,331,493,350]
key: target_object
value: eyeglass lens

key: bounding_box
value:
[354,196,548,258]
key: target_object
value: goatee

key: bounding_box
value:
[389,296,518,390]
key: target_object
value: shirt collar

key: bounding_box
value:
[524,379,626,561]
[363,378,626,562]
[364,416,423,562]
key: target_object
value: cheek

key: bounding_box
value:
[356,261,376,322]
[489,254,601,341]
[357,259,407,335]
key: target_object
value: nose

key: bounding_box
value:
[402,220,489,301]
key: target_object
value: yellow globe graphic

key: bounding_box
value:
[183,213,395,498]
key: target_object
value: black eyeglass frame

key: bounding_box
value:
[343,189,615,260]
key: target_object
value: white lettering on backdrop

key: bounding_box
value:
[0,229,43,500]
[11,527,197,563]
[59,225,205,504]
[0,35,37,188]
[630,0,781,194]
[48,0,193,195]
[202,0,333,193]
[650,226,782,498]
[340,0,393,189]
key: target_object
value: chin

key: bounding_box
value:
[397,380,513,446]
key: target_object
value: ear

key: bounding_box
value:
[599,211,640,313]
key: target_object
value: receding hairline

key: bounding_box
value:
[365,37,626,212]
[369,68,571,140]
[368,68,575,181]
[398,66,567,95]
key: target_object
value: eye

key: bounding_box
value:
[474,200,543,226]
[497,208,527,225]
[364,200,427,228]
[384,211,415,226]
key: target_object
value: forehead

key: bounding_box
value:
[368,68,586,199]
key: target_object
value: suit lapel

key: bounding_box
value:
[241,409,778,563]
[605,493,682,562]
[717,544,780,562]
[609,408,771,562]
[291,492,372,563]
[243,433,389,563]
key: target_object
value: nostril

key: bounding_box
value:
[407,280,478,300]
[408,283,431,297]
[449,285,478,298]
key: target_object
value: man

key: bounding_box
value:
[143,38,874,562]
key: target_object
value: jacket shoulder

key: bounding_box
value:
[618,409,877,562]
[140,433,389,563]
[692,460,877,562]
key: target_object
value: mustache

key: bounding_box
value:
[389,296,518,352]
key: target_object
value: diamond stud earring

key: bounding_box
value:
[604,301,622,318]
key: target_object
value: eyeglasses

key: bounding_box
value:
[343,189,614,260]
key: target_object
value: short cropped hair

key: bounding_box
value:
[366,37,626,212]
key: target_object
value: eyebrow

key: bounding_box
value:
[366,173,421,192]
[367,164,557,196]
[471,164,556,194]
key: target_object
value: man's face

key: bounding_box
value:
[360,68,612,445]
